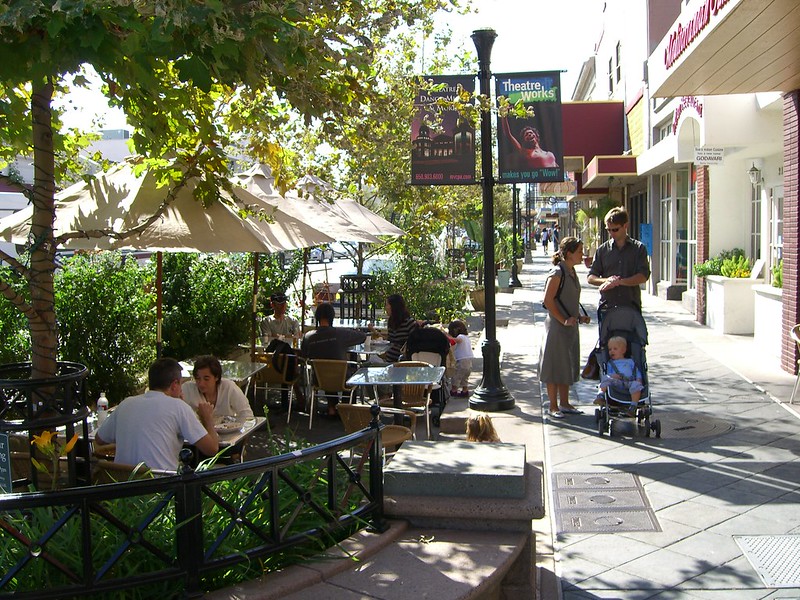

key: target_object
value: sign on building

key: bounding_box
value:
[694,147,724,165]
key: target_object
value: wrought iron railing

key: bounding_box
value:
[0,421,385,599]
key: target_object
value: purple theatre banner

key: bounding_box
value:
[411,75,476,185]
[495,71,564,184]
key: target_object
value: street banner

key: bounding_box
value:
[411,75,476,185]
[495,71,564,184]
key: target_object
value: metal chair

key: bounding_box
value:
[336,403,415,461]
[790,324,800,404]
[252,351,302,421]
[381,360,435,440]
[307,359,359,430]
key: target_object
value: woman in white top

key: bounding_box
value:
[182,355,254,419]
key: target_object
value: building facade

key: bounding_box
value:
[566,0,796,374]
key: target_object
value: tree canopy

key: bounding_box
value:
[0,0,465,377]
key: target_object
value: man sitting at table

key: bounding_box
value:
[301,302,366,416]
[95,358,219,472]
[260,292,300,340]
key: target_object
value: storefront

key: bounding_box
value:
[647,0,799,373]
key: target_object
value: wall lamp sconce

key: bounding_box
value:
[747,163,761,186]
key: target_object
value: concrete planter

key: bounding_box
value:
[705,276,762,334]
[469,288,486,312]
[497,269,511,289]
[753,284,783,358]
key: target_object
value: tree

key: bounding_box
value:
[0,0,456,379]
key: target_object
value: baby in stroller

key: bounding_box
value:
[595,336,644,414]
[593,305,661,437]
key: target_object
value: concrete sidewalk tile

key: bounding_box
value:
[617,547,716,588]
[677,555,765,590]
[559,533,661,567]
[707,512,792,536]
[666,530,744,563]
[620,516,699,546]
[656,499,741,529]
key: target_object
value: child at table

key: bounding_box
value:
[448,320,473,398]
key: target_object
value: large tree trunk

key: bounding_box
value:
[29,79,58,379]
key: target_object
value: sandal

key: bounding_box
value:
[548,410,565,419]
[559,406,583,415]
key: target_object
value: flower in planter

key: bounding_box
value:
[31,430,79,490]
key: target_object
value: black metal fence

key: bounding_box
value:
[0,423,385,599]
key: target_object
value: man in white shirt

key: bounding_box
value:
[95,358,219,472]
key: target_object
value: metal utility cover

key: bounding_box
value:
[552,472,660,534]
[735,535,800,588]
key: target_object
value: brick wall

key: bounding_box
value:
[782,91,799,374]
[695,165,710,325]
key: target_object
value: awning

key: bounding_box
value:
[581,155,639,189]
[650,0,800,97]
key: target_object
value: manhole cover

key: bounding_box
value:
[655,410,734,438]
[557,509,660,533]
[552,472,659,534]
[735,535,800,587]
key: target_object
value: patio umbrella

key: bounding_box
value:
[234,165,387,332]
[0,157,335,356]
[294,173,405,238]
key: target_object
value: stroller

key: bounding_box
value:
[593,305,661,438]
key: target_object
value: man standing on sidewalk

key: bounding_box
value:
[587,207,650,318]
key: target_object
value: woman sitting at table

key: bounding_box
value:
[372,294,420,363]
[182,355,254,419]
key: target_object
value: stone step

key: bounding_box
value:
[384,440,527,499]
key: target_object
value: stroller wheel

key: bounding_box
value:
[652,419,662,438]
[644,416,651,437]
[594,408,602,423]
[597,413,607,436]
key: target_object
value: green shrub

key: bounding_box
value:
[720,254,751,278]
[694,248,746,277]
[771,259,783,288]
[55,252,157,403]
[0,265,31,364]
[371,238,467,324]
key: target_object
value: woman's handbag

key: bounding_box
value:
[581,346,600,380]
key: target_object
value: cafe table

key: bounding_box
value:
[346,365,445,425]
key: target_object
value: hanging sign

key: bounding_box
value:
[495,71,564,184]
[694,147,724,165]
[411,75,476,185]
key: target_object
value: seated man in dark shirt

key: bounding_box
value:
[301,302,366,416]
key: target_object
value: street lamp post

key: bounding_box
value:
[469,28,514,412]
[510,184,522,287]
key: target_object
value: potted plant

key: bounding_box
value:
[576,195,620,264]
[696,249,761,334]
[464,219,485,311]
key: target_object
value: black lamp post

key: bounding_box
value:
[469,28,514,412]
[510,184,522,287]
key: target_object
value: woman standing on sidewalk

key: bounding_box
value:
[540,237,591,418]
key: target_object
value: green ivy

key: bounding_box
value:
[55,252,156,403]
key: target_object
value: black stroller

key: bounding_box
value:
[593,305,661,438]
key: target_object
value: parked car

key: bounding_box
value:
[309,246,334,263]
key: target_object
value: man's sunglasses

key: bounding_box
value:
[606,226,621,233]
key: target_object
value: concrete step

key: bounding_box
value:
[385,440,527,499]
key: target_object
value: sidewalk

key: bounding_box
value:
[487,252,800,599]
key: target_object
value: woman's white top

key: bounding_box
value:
[181,378,254,419]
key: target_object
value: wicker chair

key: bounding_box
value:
[307,359,359,430]
[336,403,415,460]
[381,360,435,440]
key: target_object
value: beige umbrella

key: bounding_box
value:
[0,157,335,355]
[294,173,404,238]
[233,165,382,244]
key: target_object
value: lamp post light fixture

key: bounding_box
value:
[469,28,514,412]
[510,184,522,287]
[747,163,761,187]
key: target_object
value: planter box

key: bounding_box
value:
[497,269,511,289]
[705,276,762,335]
[753,284,783,358]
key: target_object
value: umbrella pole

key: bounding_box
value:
[251,253,260,360]
[301,248,309,333]
[157,251,163,359]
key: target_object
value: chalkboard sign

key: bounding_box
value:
[0,433,11,493]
